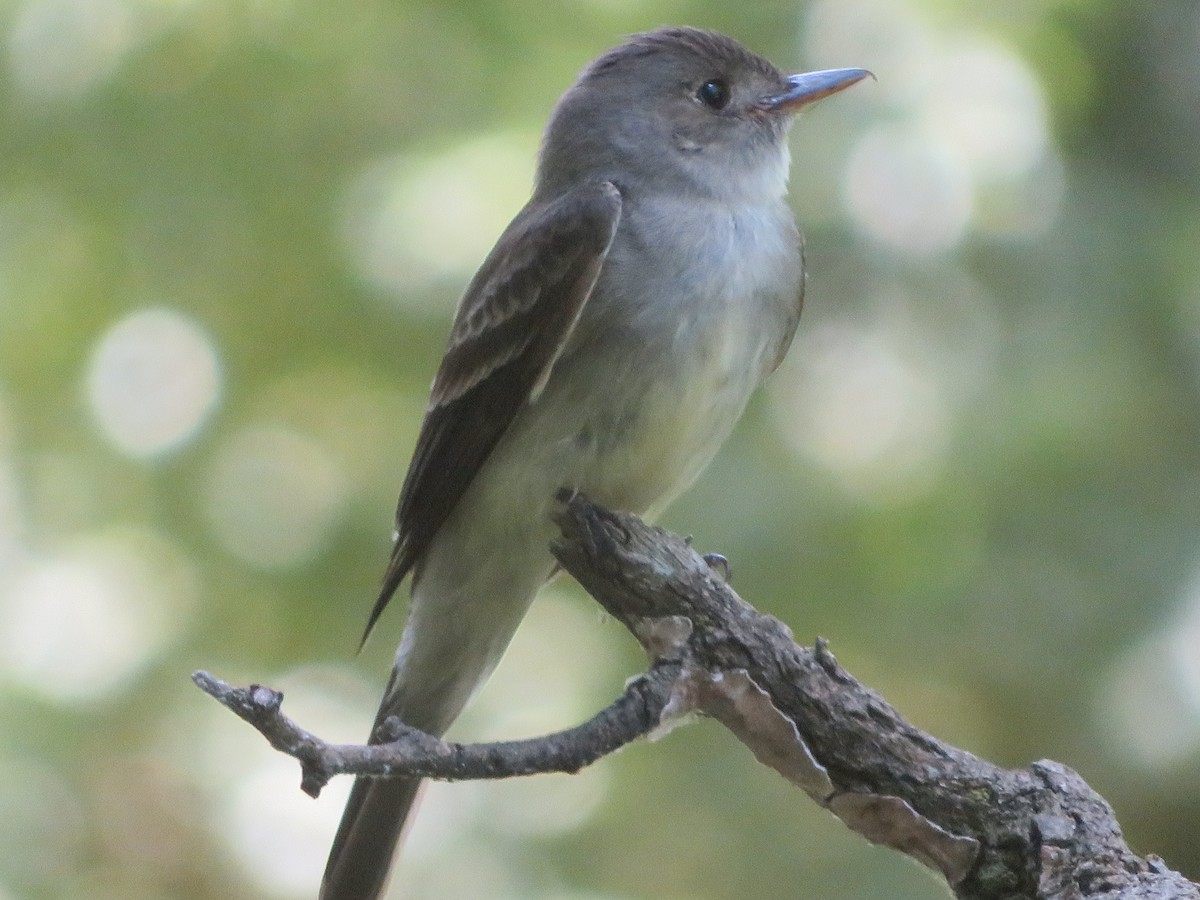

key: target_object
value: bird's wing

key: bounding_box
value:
[361,180,622,642]
[767,228,806,376]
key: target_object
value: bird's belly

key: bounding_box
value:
[547,311,770,517]
[587,370,746,511]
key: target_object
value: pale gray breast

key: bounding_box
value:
[610,192,801,364]
[533,191,801,511]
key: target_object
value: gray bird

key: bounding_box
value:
[321,26,868,899]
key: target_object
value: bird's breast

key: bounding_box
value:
[550,195,802,513]
[470,194,802,529]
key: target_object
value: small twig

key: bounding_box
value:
[192,661,679,798]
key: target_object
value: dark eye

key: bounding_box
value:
[696,78,731,110]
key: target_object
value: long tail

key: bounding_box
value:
[321,774,423,900]
[320,549,548,899]
[319,640,476,900]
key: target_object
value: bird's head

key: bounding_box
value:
[538,27,870,203]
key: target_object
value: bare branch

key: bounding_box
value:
[548,494,1198,900]
[191,661,677,798]
[193,494,1199,900]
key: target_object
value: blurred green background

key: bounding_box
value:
[1,0,1199,897]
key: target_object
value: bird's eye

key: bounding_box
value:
[696,78,731,110]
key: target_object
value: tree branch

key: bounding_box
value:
[192,659,679,798]
[194,494,1198,900]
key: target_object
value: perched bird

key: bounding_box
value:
[321,26,868,899]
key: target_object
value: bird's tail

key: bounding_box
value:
[320,557,546,899]
[319,644,476,900]
[320,772,423,900]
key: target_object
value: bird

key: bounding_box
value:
[321,26,868,899]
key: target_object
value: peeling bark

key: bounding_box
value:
[194,495,1199,900]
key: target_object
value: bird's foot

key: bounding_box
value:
[702,552,731,583]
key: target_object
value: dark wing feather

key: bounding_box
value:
[360,181,622,642]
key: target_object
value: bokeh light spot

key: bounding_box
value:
[8,0,138,103]
[806,0,933,106]
[843,123,973,255]
[340,132,538,302]
[225,765,350,897]
[203,425,349,570]
[773,323,950,499]
[1101,577,1200,768]
[812,0,1061,250]
[920,38,1049,183]
[86,307,222,460]
[0,528,197,702]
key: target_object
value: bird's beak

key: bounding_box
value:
[763,68,873,114]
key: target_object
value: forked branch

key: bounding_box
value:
[195,494,1198,900]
